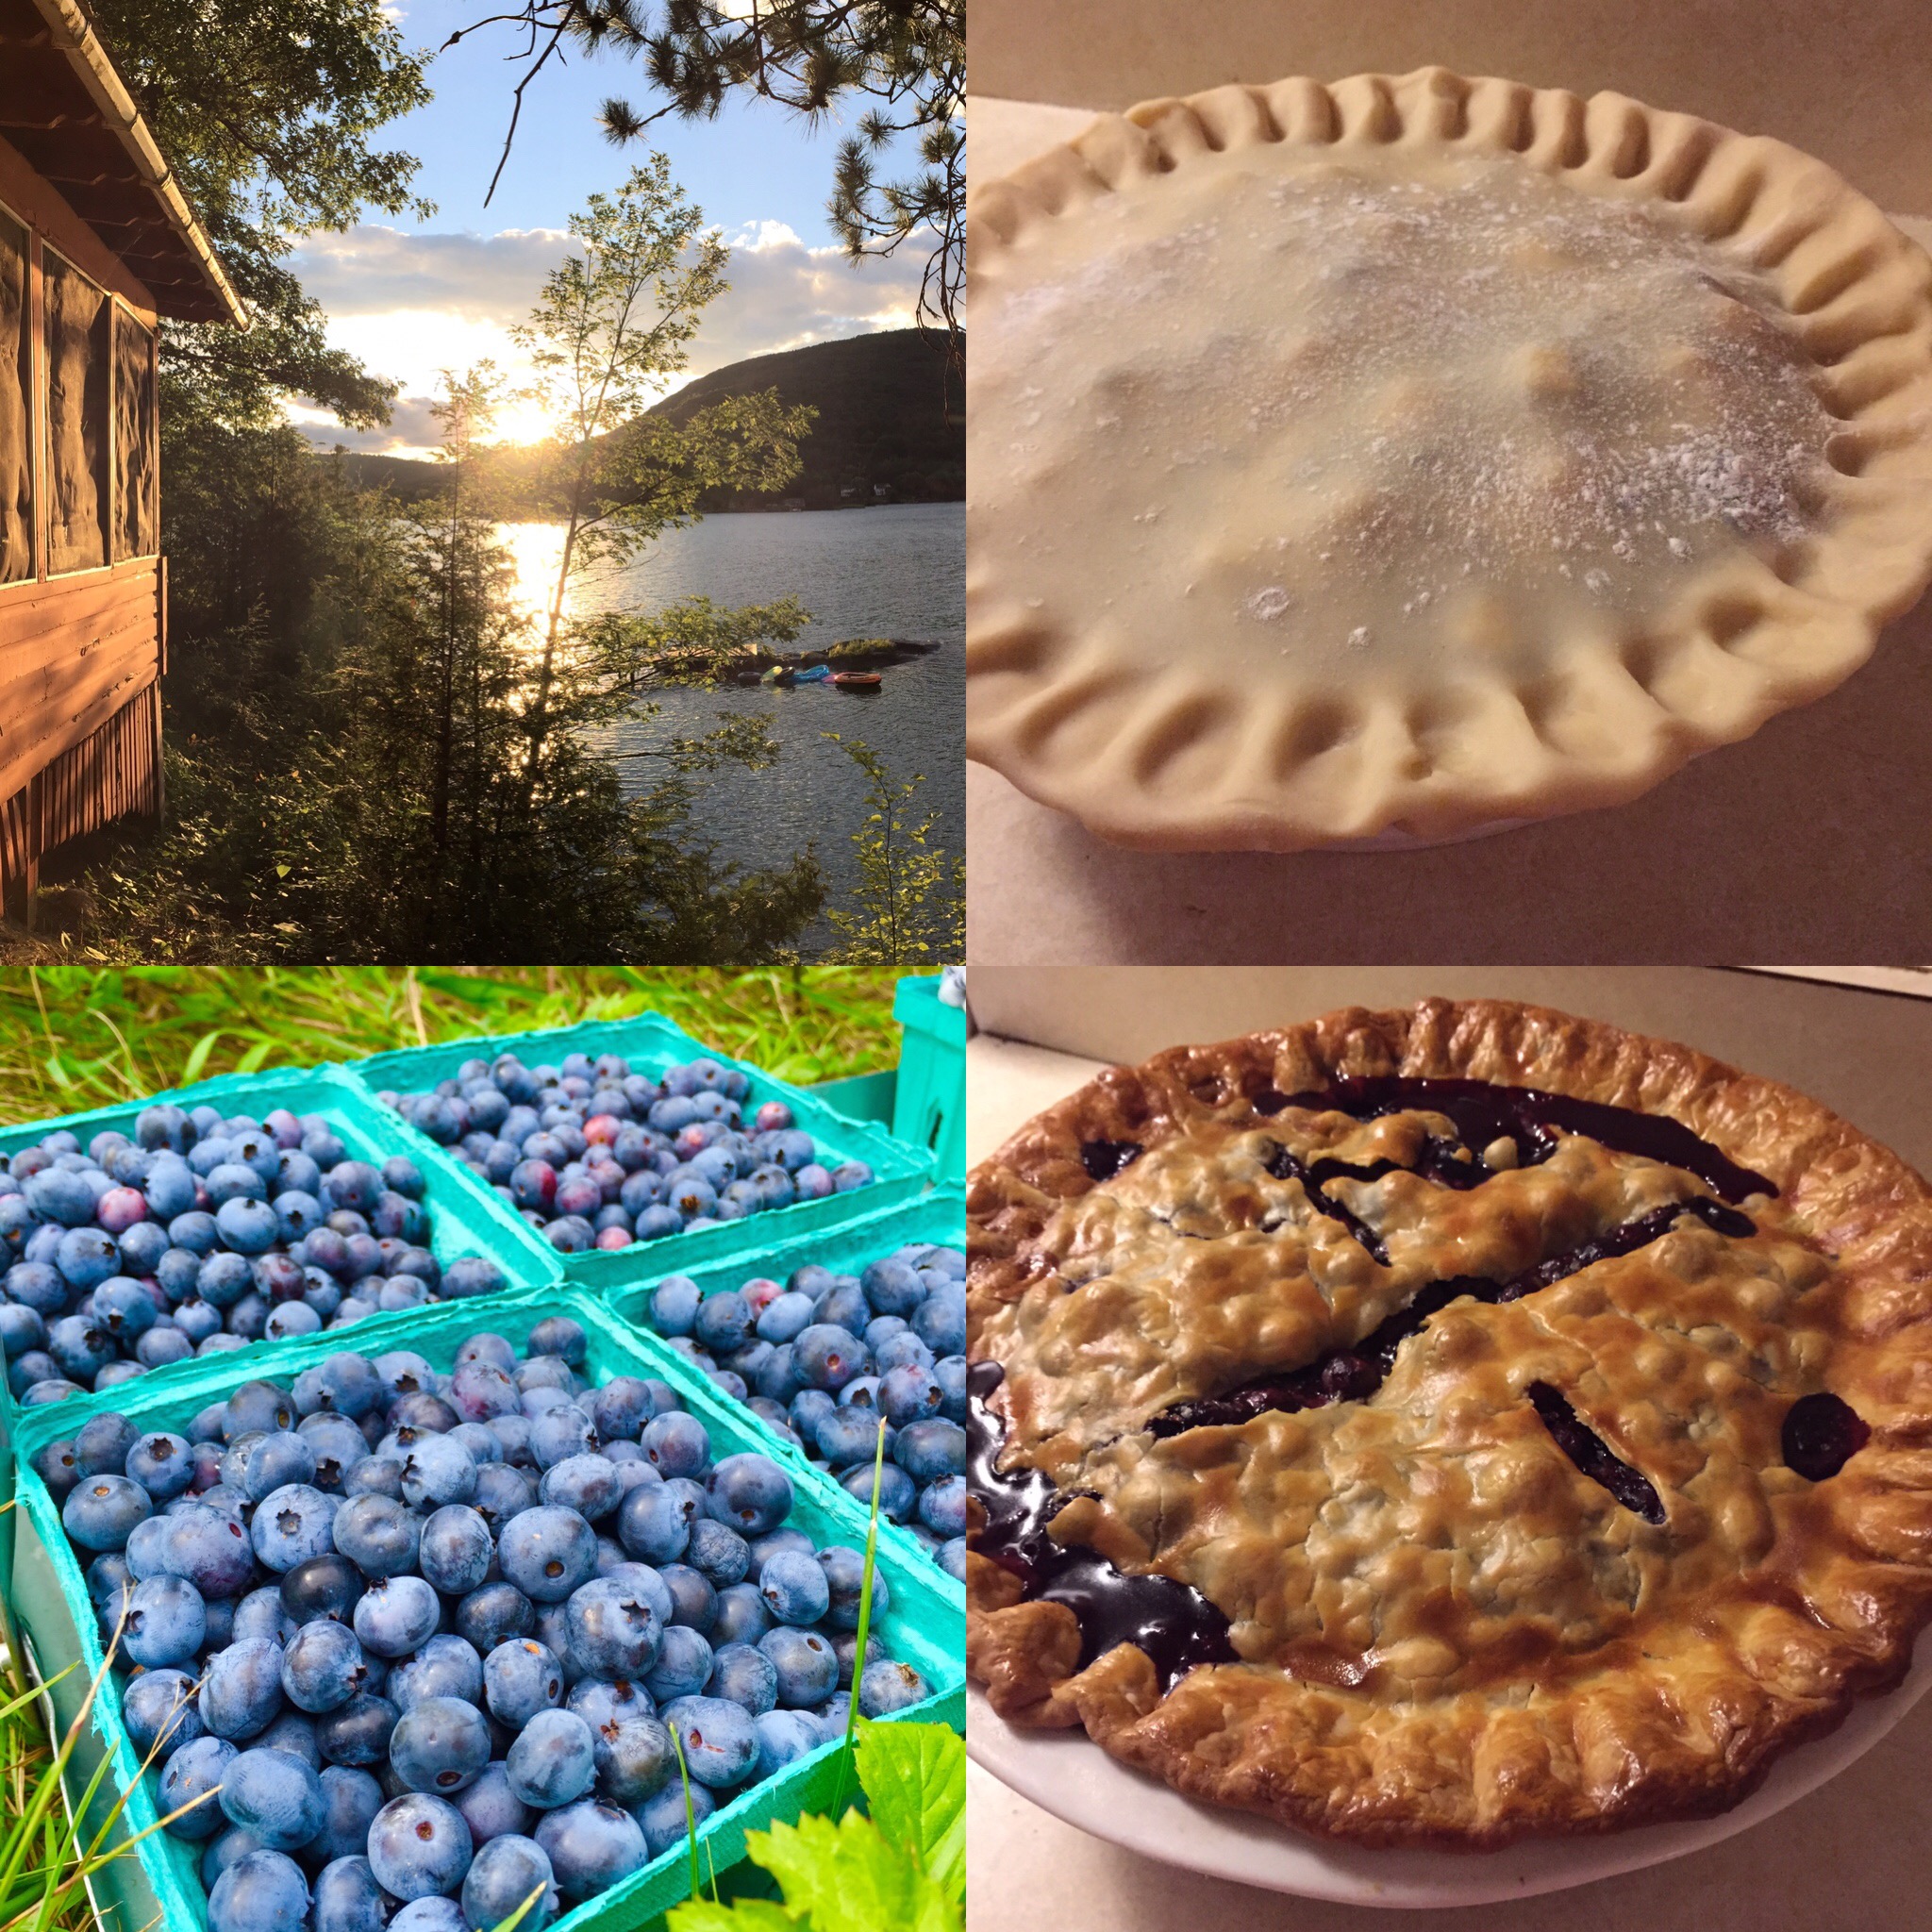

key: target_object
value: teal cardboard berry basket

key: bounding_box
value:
[7,1277,963,1932]
[0,1066,564,1531]
[890,975,966,1182]
[600,1186,967,1605]
[346,1013,936,1288]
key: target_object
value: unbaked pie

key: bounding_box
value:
[966,999,1932,1845]
[966,70,1932,848]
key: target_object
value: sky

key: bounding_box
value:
[289,0,928,457]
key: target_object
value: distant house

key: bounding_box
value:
[0,0,241,917]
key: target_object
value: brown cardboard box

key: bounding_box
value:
[965,965,1932,1926]
[964,9,1932,963]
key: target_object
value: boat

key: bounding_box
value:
[830,671,882,691]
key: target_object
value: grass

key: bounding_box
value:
[0,967,905,1125]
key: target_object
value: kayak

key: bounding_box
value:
[830,672,882,690]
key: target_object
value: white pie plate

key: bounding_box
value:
[967,1623,1932,1908]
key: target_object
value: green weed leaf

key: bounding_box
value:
[749,1811,958,1932]
[856,1721,965,1903]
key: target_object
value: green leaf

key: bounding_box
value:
[749,1812,959,1932]
[666,1901,801,1932]
[856,1722,965,1903]
[179,1028,224,1085]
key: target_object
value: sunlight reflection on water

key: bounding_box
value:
[490,505,964,955]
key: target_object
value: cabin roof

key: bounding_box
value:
[0,0,242,324]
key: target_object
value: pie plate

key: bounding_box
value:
[969,1624,1932,1907]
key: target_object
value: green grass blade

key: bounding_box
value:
[836,1417,890,1812]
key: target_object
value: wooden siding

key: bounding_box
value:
[0,555,158,804]
[0,675,158,887]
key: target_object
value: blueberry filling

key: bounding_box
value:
[1149,1198,1757,1439]
[1526,1381,1668,1524]
[1273,1076,1775,1205]
[1080,1140,1142,1181]
[971,1083,1816,1687]
[1782,1391,1870,1480]
[969,1359,1234,1690]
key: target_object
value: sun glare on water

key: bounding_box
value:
[495,523,574,635]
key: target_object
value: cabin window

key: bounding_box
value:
[43,245,110,575]
[0,205,28,583]
[112,305,157,560]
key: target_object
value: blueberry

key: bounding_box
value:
[918,1475,967,1539]
[123,1667,205,1761]
[367,1792,475,1899]
[253,1483,339,1572]
[815,1406,887,1471]
[684,1518,749,1588]
[539,1454,622,1522]
[594,1714,674,1807]
[334,1494,422,1577]
[532,1799,646,1899]
[218,1745,325,1850]
[858,1658,932,1716]
[894,1417,966,1488]
[313,1855,389,1932]
[311,1764,384,1863]
[758,1626,838,1708]
[659,1694,757,1788]
[455,1580,536,1654]
[633,1779,713,1858]
[497,1507,597,1603]
[505,1707,596,1810]
[879,1363,945,1427]
[658,1562,717,1635]
[461,1832,556,1932]
[708,1582,771,1650]
[125,1430,194,1500]
[793,1324,865,1392]
[203,1639,289,1740]
[390,1695,493,1795]
[639,1410,708,1480]
[454,1761,530,1849]
[352,1574,441,1658]
[643,1624,713,1704]
[315,1692,398,1768]
[208,1848,310,1932]
[706,1642,777,1716]
[840,1460,917,1521]
[62,1474,152,1551]
[281,1551,366,1625]
[818,1545,888,1633]
[392,1895,468,1932]
[758,1551,830,1628]
[159,1733,238,1839]
[703,1453,792,1537]
[232,1586,298,1649]
[752,1708,820,1779]
[938,1536,966,1583]
[562,1576,662,1679]
[122,1574,207,1668]
[484,1640,565,1728]
[399,1433,478,1510]
[615,1485,691,1567]
[391,1635,486,1713]
[419,1505,494,1596]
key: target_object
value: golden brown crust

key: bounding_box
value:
[965,70,1932,851]
[967,999,1932,1847]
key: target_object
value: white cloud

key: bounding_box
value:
[289,220,925,457]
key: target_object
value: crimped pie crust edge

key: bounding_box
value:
[964,69,1932,851]
[965,997,1932,1847]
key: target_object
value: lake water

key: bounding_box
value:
[497,503,963,956]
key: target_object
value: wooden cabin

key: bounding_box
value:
[0,0,240,914]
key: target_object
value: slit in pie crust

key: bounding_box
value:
[966,999,1932,1846]
[966,70,1932,849]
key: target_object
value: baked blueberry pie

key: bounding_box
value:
[967,69,1932,848]
[966,999,1932,1845]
